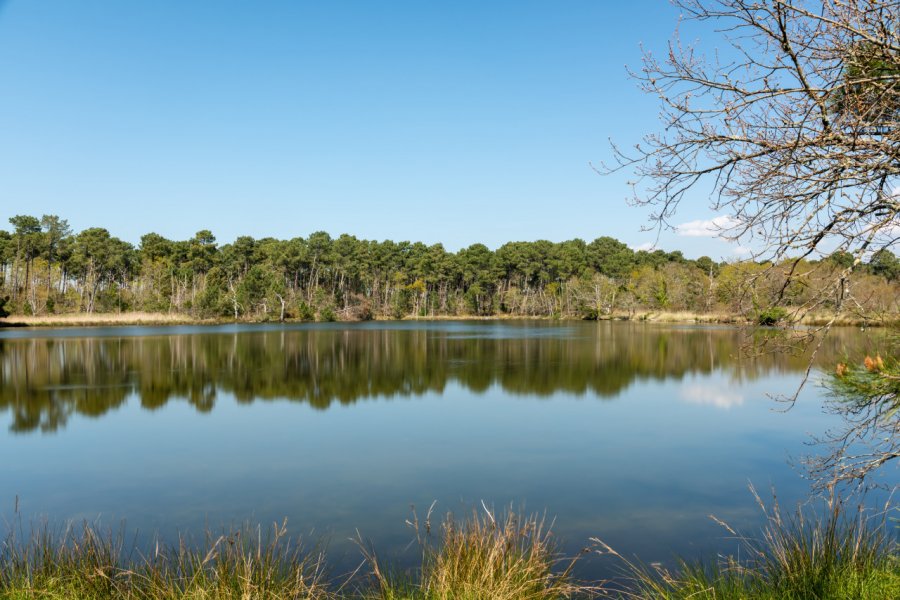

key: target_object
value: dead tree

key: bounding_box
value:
[605,0,900,488]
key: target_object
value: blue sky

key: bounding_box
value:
[0,1,743,258]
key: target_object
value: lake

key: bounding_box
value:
[0,320,883,579]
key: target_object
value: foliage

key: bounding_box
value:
[757,306,789,327]
[820,343,900,488]
[0,214,897,323]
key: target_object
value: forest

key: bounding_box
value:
[1,214,898,322]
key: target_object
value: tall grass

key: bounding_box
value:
[0,498,897,599]
[596,489,900,599]
[360,504,592,600]
[0,312,199,327]
[0,517,332,599]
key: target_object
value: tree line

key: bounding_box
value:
[1,214,898,321]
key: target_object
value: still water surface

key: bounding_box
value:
[0,321,880,577]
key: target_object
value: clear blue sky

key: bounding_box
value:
[0,0,742,258]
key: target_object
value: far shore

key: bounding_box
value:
[0,310,894,329]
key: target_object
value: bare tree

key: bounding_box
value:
[608,0,898,311]
[606,0,900,488]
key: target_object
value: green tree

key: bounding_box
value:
[869,249,900,282]
[587,237,634,279]
[72,228,134,313]
[40,215,72,312]
[9,215,42,313]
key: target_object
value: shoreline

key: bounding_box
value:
[0,310,894,329]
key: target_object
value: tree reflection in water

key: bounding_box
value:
[0,322,879,433]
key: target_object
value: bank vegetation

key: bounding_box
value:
[1,216,898,325]
[1,500,896,600]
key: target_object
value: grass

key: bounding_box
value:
[0,312,202,327]
[360,504,591,600]
[2,309,897,328]
[620,310,743,324]
[1,500,897,599]
[596,489,900,599]
[0,518,332,600]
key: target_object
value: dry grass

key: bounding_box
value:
[616,310,898,327]
[359,505,592,600]
[0,312,204,327]
[798,311,900,327]
[622,311,743,324]
[1,310,895,328]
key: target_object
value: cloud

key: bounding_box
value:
[680,383,744,409]
[630,242,656,252]
[733,245,753,257]
[676,215,741,238]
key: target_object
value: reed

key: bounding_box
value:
[0,312,199,327]
[596,489,900,599]
[3,310,897,328]
[360,504,592,600]
[1,498,896,599]
[0,518,332,599]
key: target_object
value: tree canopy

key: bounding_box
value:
[0,214,896,324]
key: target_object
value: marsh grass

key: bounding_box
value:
[596,489,900,599]
[0,517,332,599]
[1,498,897,599]
[2,310,895,328]
[360,504,593,600]
[0,312,199,327]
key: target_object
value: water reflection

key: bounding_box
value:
[680,383,745,409]
[0,322,877,434]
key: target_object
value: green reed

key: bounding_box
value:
[1,498,897,599]
[595,488,900,600]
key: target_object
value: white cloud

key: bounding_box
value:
[630,241,656,252]
[733,245,753,257]
[676,215,741,238]
[680,383,744,409]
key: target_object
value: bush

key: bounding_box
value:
[296,301,315,321]
[344,302,373,321]
[357,303,374,321]
[757,306,789,326]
